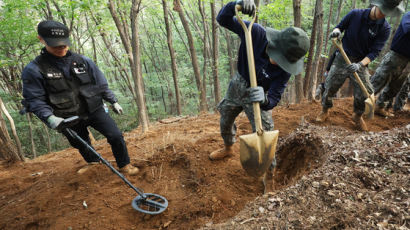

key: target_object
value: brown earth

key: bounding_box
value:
[0,98,409,230]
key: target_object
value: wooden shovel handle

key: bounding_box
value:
[235,6,263,135]
[331,38,370,98]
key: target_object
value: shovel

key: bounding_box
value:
[58,116,168,215]
[331,38,375,119]
[235,6,279,178]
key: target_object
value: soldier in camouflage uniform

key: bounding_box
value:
[371,11,410,117]
[316,0,404,131]
[210,0,309,160]
[393,75,410,111]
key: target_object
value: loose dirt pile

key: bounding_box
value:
[0,98,409,230]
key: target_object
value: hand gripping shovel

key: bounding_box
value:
[58,116,168,215]
[235,6,279,178]
[331,38,375,119]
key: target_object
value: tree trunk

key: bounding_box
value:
[42,123,51,153]
[0,97,24,161]
[293,0,304,103]
[211,1,221,108]
[131,0,149,131]
[308,0,324,101]
[162,0,181,115]
[27,113,36,158]
[198,0,210,109]
[318,0,335,81]
[107,0,149,132]
[303,0,319,98]
[173,0,208,112]
[334,0,344,25]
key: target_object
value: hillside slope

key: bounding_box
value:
[0,98,409,230]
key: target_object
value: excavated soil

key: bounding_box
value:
[0,98,409,230]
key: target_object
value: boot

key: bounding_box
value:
[352,113,368,131]
[209,145,233,161]
[375,105,394,117]
[77,161,100,174]
[316,108,329,122]
[119,164,139,175]
[403,99,410,111]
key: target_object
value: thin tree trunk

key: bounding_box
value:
[303,1,319,98]
[108,0,149,132]
[173,0,208,112]
[308,0,324,101]
[42,123,51,153]
[293,0,304,103]
[198,0,210,108]
[0,97,24,161]
[27,113,36,158]
[162,0,181,115]
[131,0,149,131]
[211,1,221,108]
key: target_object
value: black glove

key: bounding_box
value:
[329,28,341,39]
[236,0,256,16]
[346,62,363,74]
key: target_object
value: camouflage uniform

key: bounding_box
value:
[371,50,410,109]
[322,53,374,115]
[217,73,274,146]
[393,75,410,111]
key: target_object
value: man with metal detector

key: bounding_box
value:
[315,0,404,131]
[21,20,139,175]
[371,11,410,117]
[210,0,309,164]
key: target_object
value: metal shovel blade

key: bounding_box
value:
[364,94,375,119]
[132,193,168,215]
[240,130,279,178]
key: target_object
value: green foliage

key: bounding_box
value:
[258,0,293,29]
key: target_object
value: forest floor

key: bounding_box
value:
[0,98,409,230]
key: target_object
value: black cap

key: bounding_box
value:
[37,20,71,47]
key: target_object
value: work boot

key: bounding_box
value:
[77,161,100,174]
[316,108,329,122]
[403,100,410,111]
[119,164,139,175]
[209,145,233,161]
[375,105,394,117]
[352,113,368,131]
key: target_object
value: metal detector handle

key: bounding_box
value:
[65,128,146,198]
[331,38,370,98]
[235,5,263,136]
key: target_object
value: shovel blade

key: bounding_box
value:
[364,94,375,119]
[239,130,279,178]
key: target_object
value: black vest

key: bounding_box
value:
[34,52,103,118]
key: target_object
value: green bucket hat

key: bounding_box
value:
[266,27,309,75]
[370,0,404,17]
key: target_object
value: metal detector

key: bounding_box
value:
[58,116,168,215]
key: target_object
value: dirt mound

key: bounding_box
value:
[0,98,408,230]
[203,124,410,229]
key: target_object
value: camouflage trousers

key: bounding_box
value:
[370,50,410,108]
[386,75,410,111]
[217,73,274,146]
[322,53,373,115]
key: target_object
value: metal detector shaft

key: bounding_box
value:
[66,128,146,199]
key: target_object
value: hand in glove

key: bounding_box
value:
[346,62,363,74]
[112,102,123,115]
[47,115,64,129]
[248,86,266,103]
[236,0,256,16]
[329,28,341,39]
